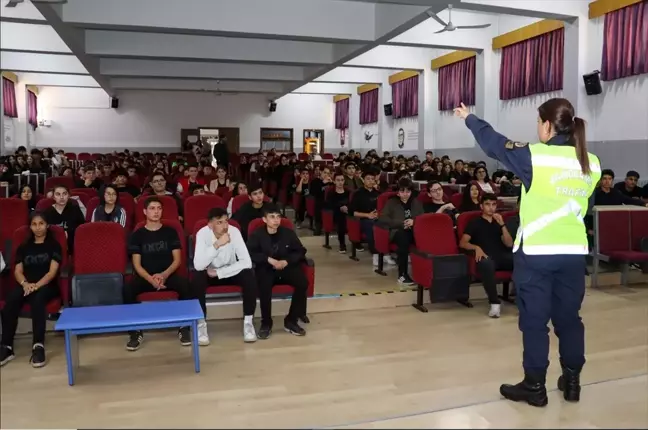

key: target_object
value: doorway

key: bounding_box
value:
[303,129,324,155]
[198,126,240,154]
[180,128,199,151]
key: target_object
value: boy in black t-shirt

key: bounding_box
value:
[294,168,311,227]
[326,172,350,253]
[123,197,193,351]
[459,193,514,318]
[232,186,269,240]
[350,169,384,265]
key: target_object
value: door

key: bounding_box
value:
[180,128,199,151]
[198,126,240,154]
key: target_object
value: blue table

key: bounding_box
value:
[55,300,203,385]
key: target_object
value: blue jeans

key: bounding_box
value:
[359,219,376,254]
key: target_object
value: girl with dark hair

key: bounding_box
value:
[207,165,230,194]
[227,181,248,217]
[460,181,482,212]
[473,165,495,193]
[19,184,38,212]
[455,98,600,408]
[43,185,85,253]
[0,212,62,368]
[91,184,127,227]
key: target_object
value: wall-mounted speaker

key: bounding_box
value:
[383,103,393,116]
[583,71,602,96]
[110,97,120,109]
[269,101,277,112]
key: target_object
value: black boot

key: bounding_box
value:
[500,373,548,407]
[557,361,581,402]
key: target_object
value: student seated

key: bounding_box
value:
[189,183,206,196]
[19,184,37,212]
[176,162,205,197]
[232,185,269,241]
[91,184,127,227]
[613,170,642,199]
[76,163,102,189]
[325,171,350,253]
[147,171,184,221]
[294,168,311,228]
[207,165,230,194]
[343,162,364,190]
[379,178,423,286]
[350,168,392,265]
[193,207,257,343]
[43,185,85,254]
[459,193,514,318]
[227,181,248,217]
[459,181,483,212]
[594,169,647,207]
[423,180,457,218]
[247,204,309,339]
[307,167,332,235]
[1,212,62,368]
[112,168,141,198]
[123,197,194,350]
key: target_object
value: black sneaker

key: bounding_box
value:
[126,331,143,351]
[258,321,273,340]
[397,274,415,286]
[0,345,15,367]
[284,319,306,336]
[30,344,46,368]
[338,247,347,254]
[299,315,310,324]
[178,327,191,346]
[356,245,365,252]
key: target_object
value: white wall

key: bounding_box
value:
[35,88,336,152]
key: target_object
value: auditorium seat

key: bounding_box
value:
[35,198,55,212]
[78,153,92,161]
[345,190,363,261]
[45,176,76,192]
[71,188,97,198]
[183,195,226,235]
[70,190,90,207]
[320,187,336,249]
[0,199,28,270]
[8,225,70,312]
[72,223,127,306]
[456,211,513,302]
[410,214,468,312]
[133,219,186,302]
[450,193,463,208]
[135,195,179,224]
[248,218,315,298]
[373,191,398,275]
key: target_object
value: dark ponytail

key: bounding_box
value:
[572,116,590,175]
[538,98,591,175]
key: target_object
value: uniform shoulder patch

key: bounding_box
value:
[505,140,528,149]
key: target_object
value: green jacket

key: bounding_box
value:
[379,196,424,240]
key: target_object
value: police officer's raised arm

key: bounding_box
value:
[454,103,533,190]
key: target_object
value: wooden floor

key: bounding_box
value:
[2,274,647,429]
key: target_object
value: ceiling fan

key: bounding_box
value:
[5,0,67,7]
[427,4,491,33]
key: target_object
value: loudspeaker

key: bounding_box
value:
[383,103,393,116]
[269,101,277,112]
[110,97,120,109]
[583,71,602,96]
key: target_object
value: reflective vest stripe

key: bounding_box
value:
[531,154,602,172]
[521,244,590,255]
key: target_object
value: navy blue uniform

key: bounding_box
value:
[464,114,587,378]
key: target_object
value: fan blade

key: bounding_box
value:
[456,24,491,30]
[434,28,448,34]
[426,11,448,28]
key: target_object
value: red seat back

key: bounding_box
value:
[0,198,28,254]
[414,213,458,254]
[450,193,463,208]
[630,211,648,251]
[134,219,187,276]
[597,210,631,254]
[248,217,294,238]
[86,197,100,222]
[45,176,76,193]
[183,195,226,235]
[70,192,90,207]
[35,198,55,212]
[71,188,97,198]
[456,211,482,240]
[377,191,397,214]
[74,222,127,275]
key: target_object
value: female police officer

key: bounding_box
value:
[454,98,601,407]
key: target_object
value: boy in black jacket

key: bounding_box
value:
[232,185,270,240]
[247,204,308,339]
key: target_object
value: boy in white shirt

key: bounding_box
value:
[193,207,258,343]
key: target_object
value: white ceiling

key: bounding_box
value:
[0,0,582,98]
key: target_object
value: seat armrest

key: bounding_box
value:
[305,257,315,267]
[59,264,72,278]
[374,220,391,229]
[125,261,133,276]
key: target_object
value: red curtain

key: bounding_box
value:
[359,88,378,124]
[499,27,564,100]
[335,98,349,130]
[392,75,418,118]
[438,56,476,111]
[28,90,38,129]
[601,0,648,81]
[2,77,18,118]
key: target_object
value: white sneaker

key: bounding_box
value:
[197,319,210,346]
[489,304,501,318]
[244,321,257,343]
[373,254,380,266]
[384,255,397,265]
